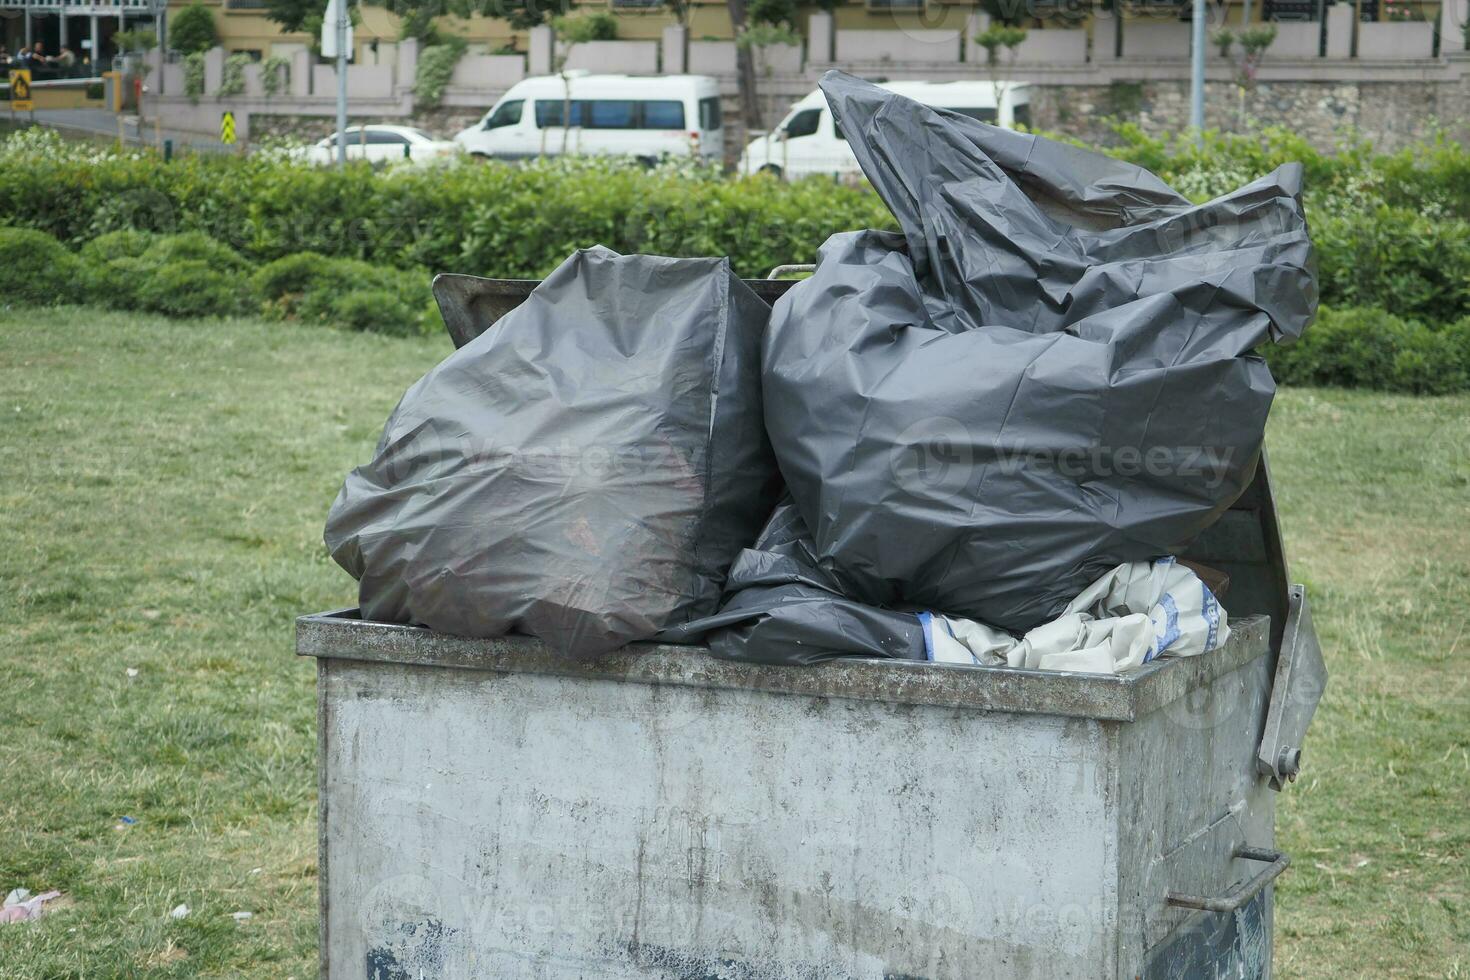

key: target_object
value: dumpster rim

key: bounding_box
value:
[295,610,1269,722]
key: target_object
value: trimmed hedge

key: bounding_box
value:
[9,219,1470,392]
[3,126,1470,319]
[0,227,82,306]
[64,226,434,334]
[82,230,257,319]
[254,252,437,336]
[1266,306,1470,395]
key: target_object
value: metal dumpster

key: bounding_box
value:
[297,275,1326,980]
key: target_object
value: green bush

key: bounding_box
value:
[253,252,436,336]
[169,3,219,55]
[1312,206,1470,323]
[81,230,257,318]
[1266,306,1470,394]
[0,130,893,280]
[0,227,82,306]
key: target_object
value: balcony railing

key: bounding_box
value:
[0,0,160,10]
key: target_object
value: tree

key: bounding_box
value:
[549,12,617,154]
[260,0,317,33]
[974,25,1026,125]
[169,3,220,55]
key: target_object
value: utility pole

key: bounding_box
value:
[323,0,351,167]
[1190,0,1206,141]
[335,0,348,168]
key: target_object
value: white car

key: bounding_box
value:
[454,73,724,164]
[741,80,1032,180]
[296,125,461,166]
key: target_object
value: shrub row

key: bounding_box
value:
[0,226,435,336]
[5,223,1467,394]
[3,126,1469,320]
[1265,306,1470,395]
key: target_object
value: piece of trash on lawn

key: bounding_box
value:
[248,868,262,875]
[1,889,64,924]
[230,911,253,921]
[114,816,137,831]
[169,904,190,920]
[126,668,139,678]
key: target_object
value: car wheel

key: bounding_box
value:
[759,164,783,179]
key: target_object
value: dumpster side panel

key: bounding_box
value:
[320,660,1122,979]
[1116,653,1277,978]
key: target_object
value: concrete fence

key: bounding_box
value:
[136,11,1460,145]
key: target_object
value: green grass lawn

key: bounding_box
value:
[1,309,1466,978]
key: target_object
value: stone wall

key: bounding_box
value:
[1027,70,1470,152]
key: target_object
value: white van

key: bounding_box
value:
[740,80,1032,179]
[455,73,724,163]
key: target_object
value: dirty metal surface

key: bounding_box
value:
[297,611,1269,723]
[320,658,1120,979]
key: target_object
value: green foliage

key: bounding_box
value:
[262,0,317,32]
[1313,206,1470,322]
[1266,306,1470,394]
[169,2,220,55]
[975,26,1028,64]
[0,141,894,280]
[1238,25,1277,56]
[0,227,82,306]
[183,52,206,103]
[217,53,252,98]
[261,55,290,98]
[81,231,258,319]
[6,125,1470,340]
[413,37,467,108]
[253,252,436,336]
[553,11,618,44]
[736,23,801,51]
[1212,28,1236,58]
[747,0,798,28]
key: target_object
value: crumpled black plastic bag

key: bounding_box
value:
[660,497,926,664]
[325,246,781,656]
[760,72,1316,634]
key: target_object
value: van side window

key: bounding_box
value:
[698,96,722,131]
[484,100,524,130]
[643,101,686,129]
[952,107,998,124]
[783,108,821,139]
[1012,104,1031,128]
[586,101,636,128]
[535,100,584,128]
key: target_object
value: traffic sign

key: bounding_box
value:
[220,110,236,145]
[9,69,33,112]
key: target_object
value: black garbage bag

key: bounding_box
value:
[324,246,781,656]
[761,72,1316,634]
[660,497,927,665]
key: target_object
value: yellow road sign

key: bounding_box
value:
[9,69,33,112]
[220,110,236,145]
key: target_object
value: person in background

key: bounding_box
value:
[52,46,76,73]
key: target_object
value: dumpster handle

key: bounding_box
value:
[1165,846,1290,914]
[766,264,816,280]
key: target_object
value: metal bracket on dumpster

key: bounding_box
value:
[1256,586,1327,791]
[1166,846,1291,914]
